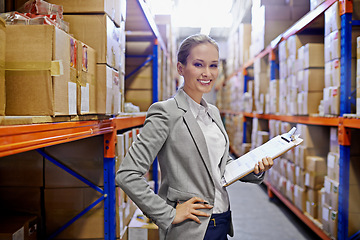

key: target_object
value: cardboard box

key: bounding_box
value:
[296,124,330,149]
[76,41,97,115]
[297,91,322,115]
[324,1,340,36]
[329,127,339,154]
[322,204,331,234]
[64,14,120,71]
[303,43,324,68]
[0,214,38,240]
[0,17,5,116]
[330,180,339,211]
[307,188,320,203]
[0,187,42,215]
[5,25,77,116]
[97,64,121,115]
[46,0,123,26]
[301,69,324,92]
[286,161,296,183]
[295,165,306,188]
[287,34,323,58]
[128,208,159,240]
[294,146,328,169]
[45,187,120,239]
[294,185,306,211]
[0,150,43,187]
[306,201,318,219]
[286,180,294,202]
[305,171,326,190]
[329,210,338,239]
[306,156,326,173]
[327,152,340,182]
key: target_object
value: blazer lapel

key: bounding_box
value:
[174,90,215,184]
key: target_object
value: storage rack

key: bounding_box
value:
[222,0,360,239]
[0,115,145,239]
[0,0,165,239]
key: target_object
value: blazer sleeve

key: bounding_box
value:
[115,101,176,230]
[226,154,265,184]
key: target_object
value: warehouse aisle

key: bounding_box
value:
[227,181,321,240]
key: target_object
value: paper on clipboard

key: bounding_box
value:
[222,127,303,187]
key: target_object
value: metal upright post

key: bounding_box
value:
[269,49,278,81]
[243,69,249,144]
[338,0,353,239]
[104,123,116,240]
[152,39,159,194]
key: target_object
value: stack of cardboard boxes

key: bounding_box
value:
[53,0,127,115]
[278,34,323,116]
[320,128,340,238]
[321,1,360,116]
[266,122,334,230]
[2,0,126,117]
[224,113,244,155]
[254,57,269,114]
[226,23,251,77]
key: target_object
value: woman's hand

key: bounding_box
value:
[254,156,273,175]
[172,197,213,225]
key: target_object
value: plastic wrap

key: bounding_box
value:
[18,0,63,18]
[0,11,69,33]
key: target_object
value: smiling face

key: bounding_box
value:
[177,42,219,103]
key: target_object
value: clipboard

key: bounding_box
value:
[222,127,303,187]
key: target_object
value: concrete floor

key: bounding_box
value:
[227,181,322,240]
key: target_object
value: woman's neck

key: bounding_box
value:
[183,87,202,104]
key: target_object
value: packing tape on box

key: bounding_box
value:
[5,60,64,76]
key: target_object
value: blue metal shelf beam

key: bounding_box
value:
[36,149,107,239]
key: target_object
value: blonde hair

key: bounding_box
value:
[177,34,219,65]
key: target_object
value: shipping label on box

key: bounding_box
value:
[77,41,97,115]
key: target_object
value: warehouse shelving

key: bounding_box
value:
[222,0,360,239]
[0,115,145,239]
[0,0,163,239]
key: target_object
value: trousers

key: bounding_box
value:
[203,210,231,240]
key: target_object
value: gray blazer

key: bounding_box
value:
[116,89,264,240]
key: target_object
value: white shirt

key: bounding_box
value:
[184,92,230,213]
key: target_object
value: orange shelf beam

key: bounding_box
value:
[0,115,146,158]
[264,181,331,240]
[342,118,360,129]
[0,120,113,158]
[112,114,146,131]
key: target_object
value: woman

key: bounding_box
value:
[116,34,273,240]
